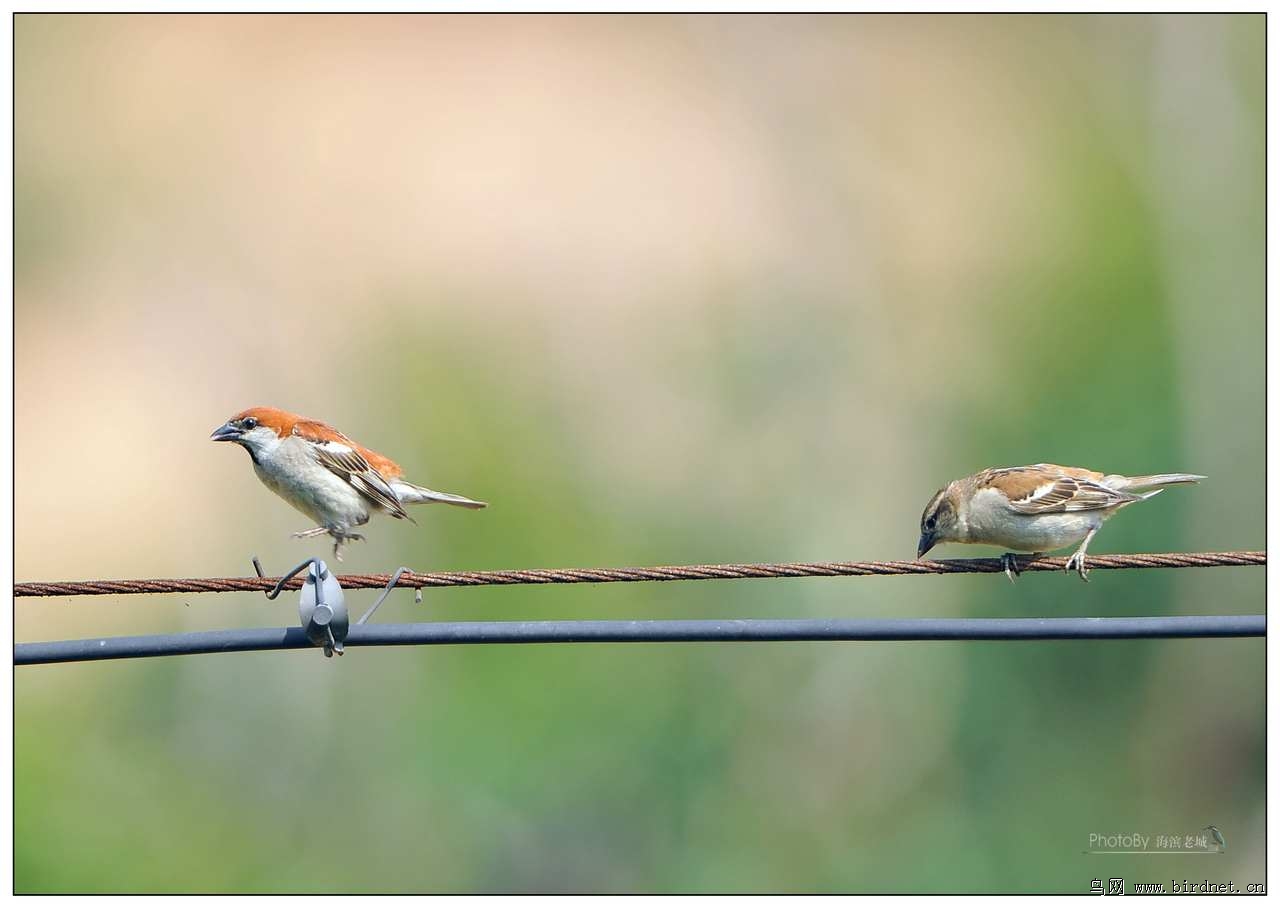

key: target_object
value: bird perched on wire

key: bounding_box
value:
[916,464,1204,581]
[212,406,486,560]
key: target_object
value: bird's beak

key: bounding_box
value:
[210,421,242,442]
[917,533,935,559]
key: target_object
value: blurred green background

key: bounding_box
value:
[15,13,1263,894]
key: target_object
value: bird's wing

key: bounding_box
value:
[313,442,413,521]
[1028,463,1107,483]
[292,420,412,521]
[982,466,1136,515]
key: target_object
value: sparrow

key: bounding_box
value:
[212,406,486,559]
[916,464,1205,581]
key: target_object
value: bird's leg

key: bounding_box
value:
[1001,552,1044,583]
[1064,529,1099,582]
[330,530,365,563]
[1001,553,1023,584]
[293,525,364,561]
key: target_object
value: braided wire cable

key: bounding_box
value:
[14,551,1266,598]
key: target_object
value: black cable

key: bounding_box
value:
[14,615,1265,665]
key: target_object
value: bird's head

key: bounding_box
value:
[211,407,294,460]
[918,484,962,558]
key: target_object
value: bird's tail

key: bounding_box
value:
[392,481,488,509]
[1105,473,1206,493]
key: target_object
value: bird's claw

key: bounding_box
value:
[1065,551,1090,582]
[331,533,365,562]
[1001,553,1023,584]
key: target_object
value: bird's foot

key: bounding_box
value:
[1001,553,1047,583]
[1064,551,1090,582]
[331,533,365,562]
[1001,552,1023,584]
[292,526,330,539]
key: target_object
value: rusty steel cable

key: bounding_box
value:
[12,550,1266,598]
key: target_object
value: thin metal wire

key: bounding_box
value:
[12,551,1267,598]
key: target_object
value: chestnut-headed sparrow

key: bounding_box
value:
[212,406,486,559]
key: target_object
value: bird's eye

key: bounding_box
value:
[242,417,258,429]
[925,517,937,530]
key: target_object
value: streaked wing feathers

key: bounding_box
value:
[313,442,412,521]
[291,418,405,479]
[984,467,1136,515]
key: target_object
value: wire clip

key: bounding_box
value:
[253,556,349,657]
[251,558,421,657]
[355,566,420,625]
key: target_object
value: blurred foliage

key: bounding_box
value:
[15,13,1263,893]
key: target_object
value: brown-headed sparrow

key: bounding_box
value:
[917,464,1204,581]
[212,407,486,560]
